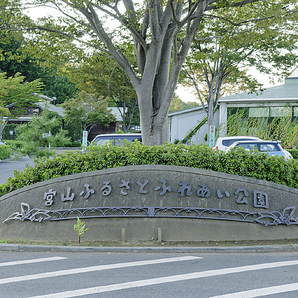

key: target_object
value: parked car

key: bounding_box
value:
[213,136,262,151]
[227,140,292,160]
[91,133,142,147]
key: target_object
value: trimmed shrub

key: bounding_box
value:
[288,149,298,160]
[1,142,298,197]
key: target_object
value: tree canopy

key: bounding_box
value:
[5,0,298,145]
[62,91,116,141]
[16,108,71,156]
[0,72,44,139]
[66,55,138,132]
[181,2,298,145]
[0,30,78,104]
[169,94,198,113]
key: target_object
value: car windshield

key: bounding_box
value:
[236,142,281,152]
[114,136,142,146]
[259,143,280,152]
[93,135,142,146]
[93,137,113,146]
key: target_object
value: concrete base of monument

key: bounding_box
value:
[1,218,298,242]
[1,165,298,242]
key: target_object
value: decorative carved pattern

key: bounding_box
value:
[3,203,298,227]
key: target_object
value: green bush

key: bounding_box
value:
[0,145,11,160]
[65,142,83,148]
[1,142,298,197]
[288,149,298,160]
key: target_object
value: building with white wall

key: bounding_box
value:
[168,68,298,144]
[169,105,219,145]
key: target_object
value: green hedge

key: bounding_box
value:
[4,140,80,152]
[3,140,26,150]
[1,142,298,197]
[0,145,11,160]
[288,149,298,160]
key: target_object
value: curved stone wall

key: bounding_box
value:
[1,165,298,242]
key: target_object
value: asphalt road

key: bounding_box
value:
[1,251,298,297]
[0,156,36,185]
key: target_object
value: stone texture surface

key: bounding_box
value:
[1,165,298,241]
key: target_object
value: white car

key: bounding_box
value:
[213,136,262,151]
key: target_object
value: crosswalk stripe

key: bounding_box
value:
[0,257,67,267]
[209,282,298,297]
[28,259,298,298]
[0,256,201,285]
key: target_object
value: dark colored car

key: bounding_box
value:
[91,133,142,147]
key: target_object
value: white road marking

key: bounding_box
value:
[28,259,298,298]
[210,282,298,297]
[0,256,201,285]
[0,257,67,267]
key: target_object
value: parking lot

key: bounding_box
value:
[0,156,36,185]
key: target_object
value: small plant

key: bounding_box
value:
[74,217,89,244]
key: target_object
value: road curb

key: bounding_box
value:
[0,243,297,253]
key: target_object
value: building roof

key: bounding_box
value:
[168,105,204,117]
[108,107,125,122]
[287,68,298,79]
[37,102,65,117]
[219,68,298,104]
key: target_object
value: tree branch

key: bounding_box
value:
[206,0,261,11]
[79,4,139,87]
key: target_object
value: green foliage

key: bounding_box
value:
[169,94,199,113]
[221,108,298,148]
[0,73,43,110]
[0,72,44,140]
[288,149,298,160]
[6,0,298,146]
[0,144,11,160]
[2,140,25,151]
[74,217,89,244]
[38,74,78,105]
[180,1,298,146]
[1,142,298,197]
[0,37,78,105]
[66,55,139,132]
[62,91,116,142]
[15,108,71,156]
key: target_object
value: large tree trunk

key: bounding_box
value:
[71,0,207,145]
[138,91,170,146]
